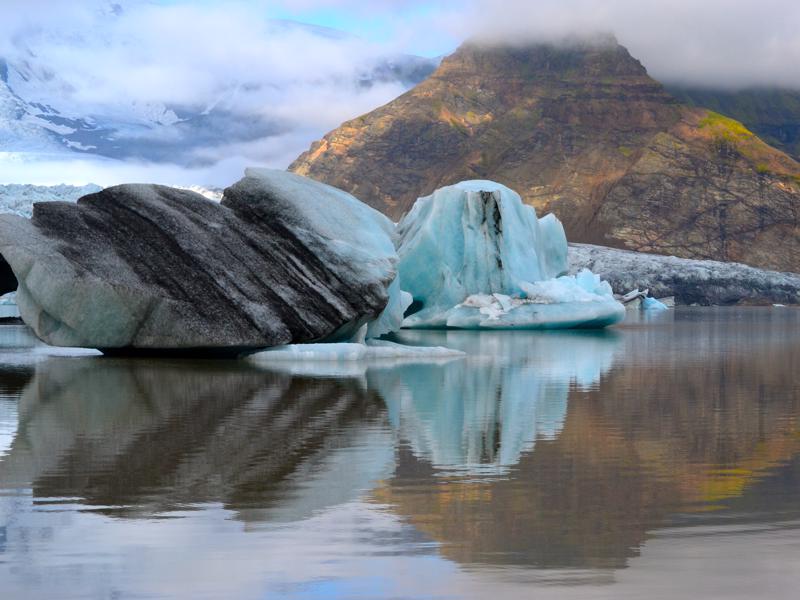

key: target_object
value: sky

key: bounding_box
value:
[185,0,800,89]
[1,0,799,187]
[12,0,796,88]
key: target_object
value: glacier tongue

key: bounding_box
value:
[397,181,624,329]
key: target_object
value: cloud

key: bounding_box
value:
[0,1,423,186]
[259,0,800,90]
[446,0,800,90]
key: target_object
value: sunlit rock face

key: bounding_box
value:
[0,169,403,354]
[396,181,625,329]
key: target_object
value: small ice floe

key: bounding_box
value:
[450,270,624,329]
[249,339,465,364]
[641,296,669,311]
[618,288,670,311]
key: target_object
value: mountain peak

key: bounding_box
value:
[290,41,800,272]
[440,35,647,80]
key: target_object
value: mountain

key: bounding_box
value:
[290,39,800,273]
[667,86,800,160]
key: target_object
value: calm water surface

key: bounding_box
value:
[0,308,799,599]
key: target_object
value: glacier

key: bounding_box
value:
[0,184,103,218]
[396,181,625,329]
[0,183,223,219]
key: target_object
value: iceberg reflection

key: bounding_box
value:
[371,330,621,475]
[0,357,393,524]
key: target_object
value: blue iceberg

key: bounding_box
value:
[396,181,625,329]
[641,296,669,311]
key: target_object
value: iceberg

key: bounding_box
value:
[396,181,625,329]
[641,296,669,311]
[0,170,407,354]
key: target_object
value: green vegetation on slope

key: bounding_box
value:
[669,86,800,159]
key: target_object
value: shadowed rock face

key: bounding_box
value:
[0,169,398,354]
[290,39,800,272]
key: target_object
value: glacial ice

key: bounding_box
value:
[396,181,625,329]
[0,172,409,352]
[366,277,414,339]
[250,339,465,364]
[0,291,19,319]
[642,296,669,311]
[240,168,411,341]
[0,184,102,218]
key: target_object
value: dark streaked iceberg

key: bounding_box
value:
[0,169,402,355]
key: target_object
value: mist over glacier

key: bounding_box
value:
[0,1,437,187]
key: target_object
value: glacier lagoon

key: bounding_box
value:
[0,307,799,599]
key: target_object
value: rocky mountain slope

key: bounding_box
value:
[291,39,800,272]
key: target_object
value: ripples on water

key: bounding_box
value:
[0,308,799,599]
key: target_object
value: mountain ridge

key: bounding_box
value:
[290,39,800,272]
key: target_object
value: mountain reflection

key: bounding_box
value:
[0,357,392,523]
[374,312,800,570]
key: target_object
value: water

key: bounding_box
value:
[0,308,798,599]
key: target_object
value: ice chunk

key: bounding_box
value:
[366,277,413,339]
[396,182,624,329]
[0,171,406,352]
[249,339,465,364]
[642,296,669,311]
[0,292,16,305]
[0,291,19,319]
[446,299,625,329]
